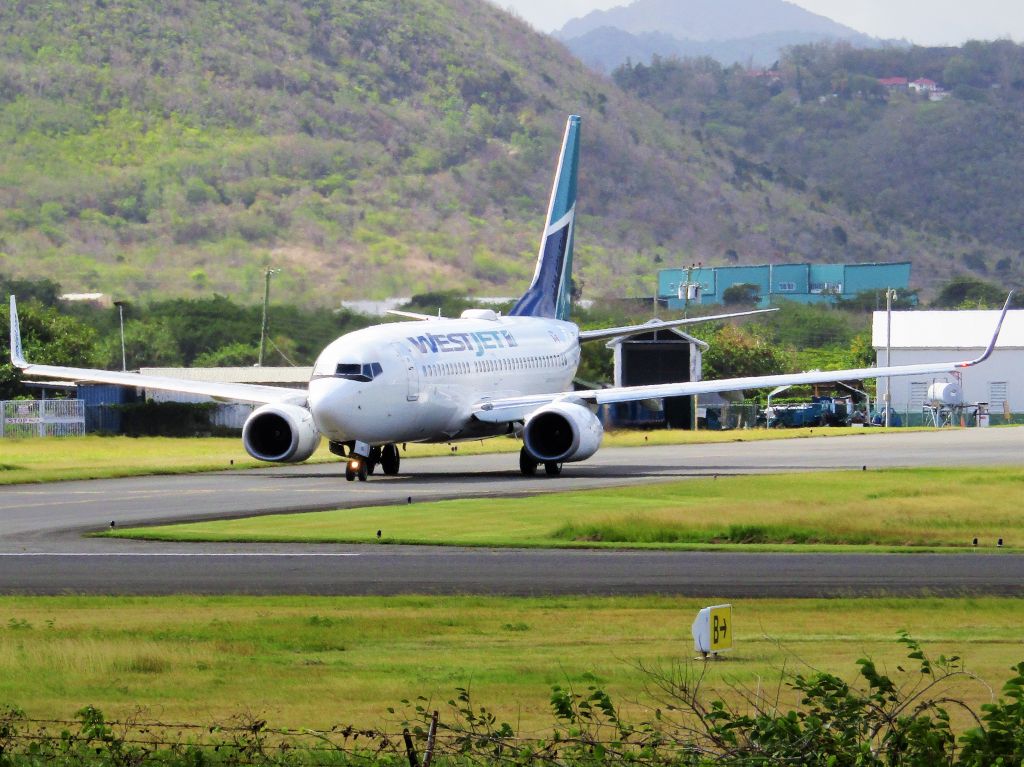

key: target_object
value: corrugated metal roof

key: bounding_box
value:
[139,367,312,384]
[872,309,1024,349]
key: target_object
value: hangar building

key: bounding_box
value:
[606,327,705,430]
[872,308,1024,423]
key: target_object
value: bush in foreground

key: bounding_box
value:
[1,635,1021,765]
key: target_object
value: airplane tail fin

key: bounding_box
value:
[508,115,580,322]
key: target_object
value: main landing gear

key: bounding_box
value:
[343,443,401,481]
[519,446,562,477]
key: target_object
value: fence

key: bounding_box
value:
[0,399,85,438]
[887,407,1022,428]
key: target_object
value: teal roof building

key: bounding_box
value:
[658,262,911,309]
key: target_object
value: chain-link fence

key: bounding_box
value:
[0,399,85,438]
[698,403,759,430]
[885,407,1021,428]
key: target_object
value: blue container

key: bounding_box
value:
[78,384,138,433]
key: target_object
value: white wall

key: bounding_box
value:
[875,349,1022,414]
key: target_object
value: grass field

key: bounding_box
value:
[0,427,922,485]
[0,436,296,484]
[109,466,1024,551]
[0,595,1020,733]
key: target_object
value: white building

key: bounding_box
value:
[138,367,312,429]
[872,309,1024,418]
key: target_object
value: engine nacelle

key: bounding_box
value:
[523,401,604,463]
[242,403,321,463]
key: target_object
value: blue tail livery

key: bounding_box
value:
[509,114,580,321]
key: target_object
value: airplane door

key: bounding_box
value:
[392,343,419,401]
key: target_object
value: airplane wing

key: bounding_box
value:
[474,291,1015,424]
[9,296,306,405]
[385,310,446,321]
[578,308,777,343]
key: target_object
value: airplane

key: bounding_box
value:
[8,116,1016,481]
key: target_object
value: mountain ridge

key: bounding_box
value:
[558,0,866,41]
[0,0,1006,305]
[557,0,882,70]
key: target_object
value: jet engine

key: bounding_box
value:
[242,403,321,463]
[522,400,603,463]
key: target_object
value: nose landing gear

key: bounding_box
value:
[344,458,368,482]
[343,443,400,481]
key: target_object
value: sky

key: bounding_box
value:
[497,0,1024,45]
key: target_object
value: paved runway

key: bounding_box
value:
[0,428,1021,596]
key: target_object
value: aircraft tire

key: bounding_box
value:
[544,461,563,477]
[357,461,368,482]
[519,446,539,477]
[381,444,401,475]
[345,462,356,482]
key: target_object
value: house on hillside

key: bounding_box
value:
[909,78,939,93]
[872,309,1024,423]
[878,77,908,89]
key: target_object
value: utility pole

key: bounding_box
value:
[678,262,702,319]
[113,300,127,371]
[884,288,896,428]
[683,264,692,318]
[258,268,281,367]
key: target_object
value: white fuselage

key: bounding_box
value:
[307,315,580,446]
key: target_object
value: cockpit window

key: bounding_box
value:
[335,362,383,382]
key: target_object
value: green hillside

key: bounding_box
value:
[0,1,1011,305]
[614,42,1024,286]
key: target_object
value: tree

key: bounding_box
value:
[760,301,861,349]
[932,276,1020,309]
[399,291,478,318]
[96,318,182,369]
[0,274,62,307]
[838,289,918,312]
[721,283,760,306]
[0,301,100,399]
[702,324,792,380]
[193,342,259,367]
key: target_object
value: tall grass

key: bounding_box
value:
[0,595,1022,732]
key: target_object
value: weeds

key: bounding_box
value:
[1,635,1022,764]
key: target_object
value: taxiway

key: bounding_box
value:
[0,428,1020,596]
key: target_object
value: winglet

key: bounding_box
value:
[9,295,27,369]
[957,289,1017,368]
